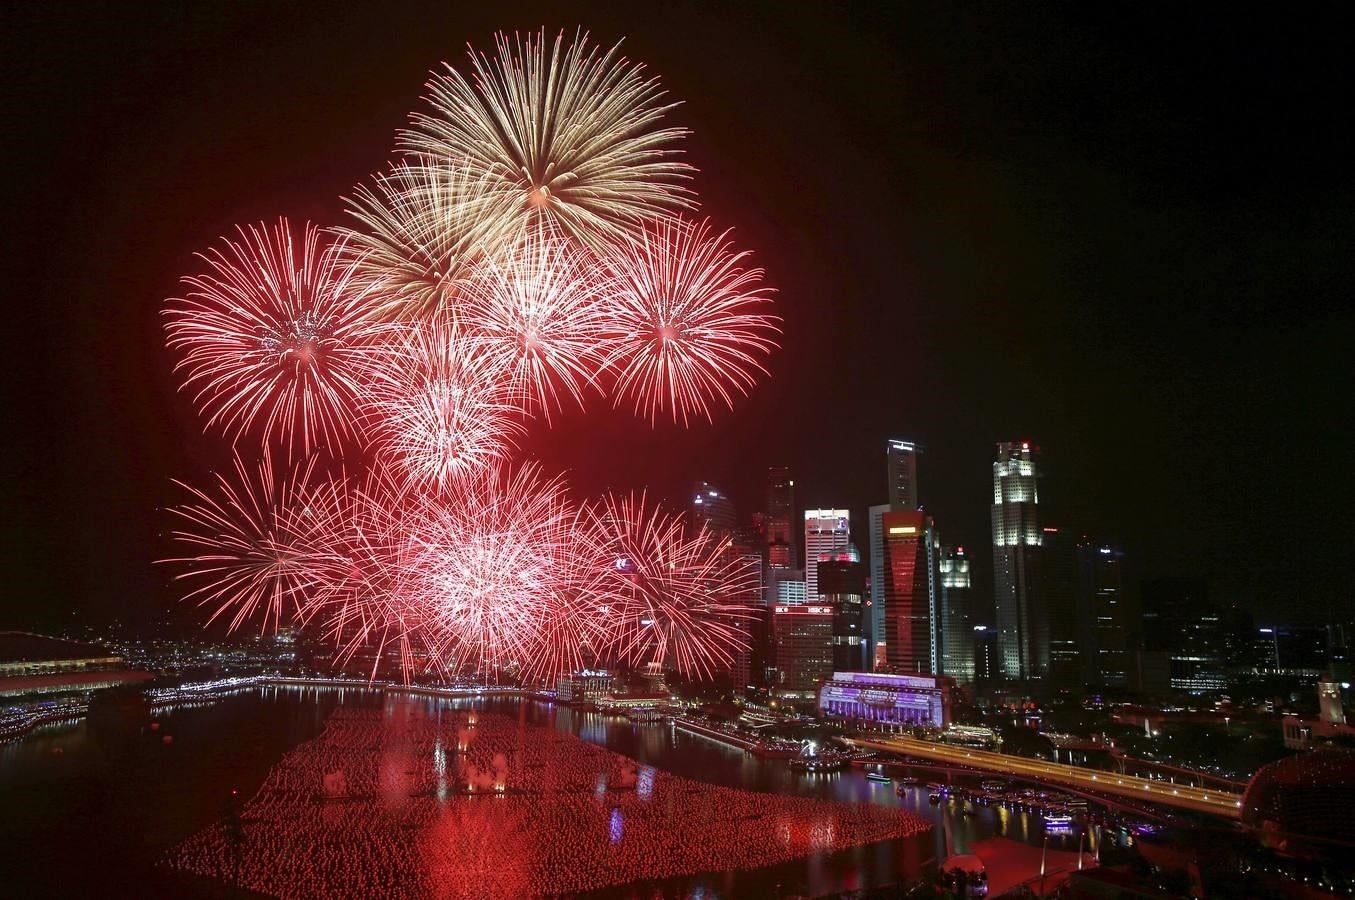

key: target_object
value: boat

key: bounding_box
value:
[928,792,942,804]
[865,772,892,784]
[897,775,922,786]
[980,778,1008,792]
[1043,812,1074,826]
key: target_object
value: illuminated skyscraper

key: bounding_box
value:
[881,509,939,674]
[818,550,866,672]
[766,466,795,569]
[867,503,891,668]
[690,481,736,537]
[886,439,921,509]
[992,441,1045,681]
[804,509,850,601]
[771,604,834,701]
[939,546,975,682]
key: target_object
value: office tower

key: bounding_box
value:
[1138,578,1226,695]
[973,625,998,685]
[1255,625,1330,674]
[881,509,938,674]
[804,509,850,601]
[867,503,891,669]
[886,439,922,509]
[1319,679,1347,725]
[766,567,806,607]
[1041,526,1080,690]
[726,546,764,691]
[938,546,975,682]
[818,551,866,672]
[690,482,736,537]
[991,441,1045,681]
[766,467,796,569]
[771,604,834,700]
[1076,541,1129,687]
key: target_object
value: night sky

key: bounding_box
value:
[3,2,1351,633]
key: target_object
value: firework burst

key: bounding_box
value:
[600,217,780,424]
[586,492,757,679]
[401,29,694,246]
[362,315,526,491]
[340,157,521,319]
[460,224,609,417]
[162,451,337,633]
[164,219,383,454]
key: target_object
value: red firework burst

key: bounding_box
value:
[162,450,337,633]
[361,315,527,491]
[585,492,758,679]
[599,217,780,425]
[460,224,609,418]
[164,219,383,454]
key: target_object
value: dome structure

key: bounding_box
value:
[1240,749,1355,858]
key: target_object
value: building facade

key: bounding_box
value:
[939,546,975,682]
[887,438,921,510]
[818,552,867,672]
[881,509,938,675]
[766,467,796,569]
[803,509,850,602]
[818,670,952,728]
[1077,541,1129,687]
[771,604,834,700]
[992,442,1045,681]
[690,481,737,537]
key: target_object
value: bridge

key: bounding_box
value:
[849,735,1242,820]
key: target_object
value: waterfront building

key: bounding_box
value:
[817,670,952,728]
[880,509,938,675]
[690,481,737,537]
[770,604,834,701]
[991,442,1045,681]
[886,438,921,509]
[766,467,796,569]
[818,551,867,672]
[938,546,975,682]
[803,509,850,601]
[555,669,615,703]
[0,632,153,697]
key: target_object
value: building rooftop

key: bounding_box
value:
[0,631,117,664]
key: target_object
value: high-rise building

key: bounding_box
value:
[881,509,938,675]
[991,442,1045,681]
[766,568,806,607]
[1077,541,1129,687]
[818,551,867,672]
[973,625,998,685]
[771,604,834,701]
[1041,526,1080,690]
[887,439,922,510]
[804,509,850,601]
[690,482,736,537]
[867,503,891,668]
[766,467,796,569]
[938,546,975,682]
[1138,578,1226,695]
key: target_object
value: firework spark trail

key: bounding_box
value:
[587,492,759,679]
[162,451,338,634]
[600,217,780,424]
[164,219,385,455]
[361,314,528,491]
[339,157,521,319]
[401,29,695,247]
[459,223,609,418]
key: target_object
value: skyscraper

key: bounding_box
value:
[771,604,834,701]
[766,467,796,569]
[804,509,850,601]
[938,546,975,682]
[818,551,866,672]
[690,481,736,537]
[1041,526,1080,690]
[991,442,1045,681]
[881,509,938,674]
[867,503,891,668]
[1077,540,1129,687]
[887,439,922,509]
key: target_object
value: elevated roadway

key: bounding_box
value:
[849,735,1242,820]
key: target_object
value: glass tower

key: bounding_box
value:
[939,546,974,682]
[803,509,850,601]
[991,441,1045,681]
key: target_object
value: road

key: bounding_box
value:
[849,735,1243,819]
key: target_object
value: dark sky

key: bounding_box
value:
[3,2,1352,634]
